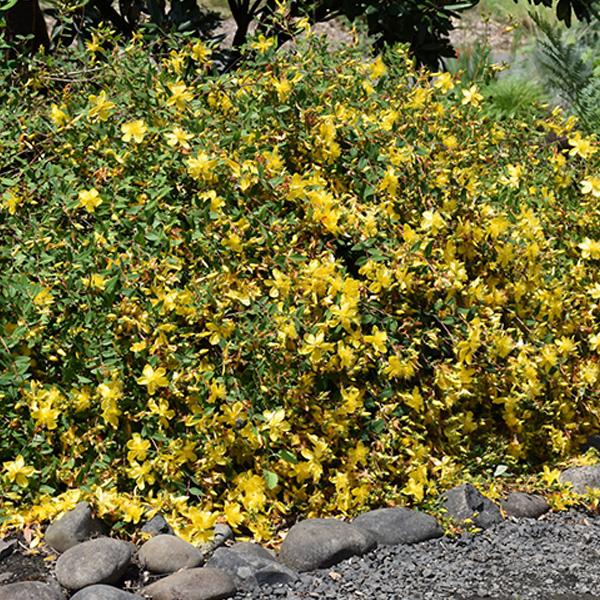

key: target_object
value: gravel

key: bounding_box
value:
[235,511,600,600]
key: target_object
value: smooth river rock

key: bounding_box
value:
[138,534,204,573]
[0,581,64,600]
[353,507,443,545]
[560,465,600,494]
[55,537,133,590]
[141,567,236,600]
[45,502,105,553]
[501,492,550,519]
[71,585,144,599]
[278,518,375,572]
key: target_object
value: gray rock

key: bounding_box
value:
[229,542,274,561]
[278,518,376,572]
[501,492,550,519]
[138,534,204,573]
[353,507,443,545]
[207,545,298,590]
[0,581,63,600]
[71,585,143,599]
[0,539,15,561]
[213,523,234,548]
[45,502,105,553]
[140,514,173,537]
[141,567,236,600]
[443,483,503,529]
[560,465,600,494]
[55,537,133,591]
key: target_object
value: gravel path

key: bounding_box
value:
[236,511,600,600]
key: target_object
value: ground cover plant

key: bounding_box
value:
[0,21,599,545]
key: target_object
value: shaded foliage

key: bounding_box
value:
[1,0,598,66]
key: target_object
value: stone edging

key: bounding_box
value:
[0,464,596,600]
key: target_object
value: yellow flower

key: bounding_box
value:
[420,209,446,234]
[443,134,458,150]
[85,33,101,53]
[126,461,155,490]
[272,76,292,101]
[503,163,523,188]
[33,287,54,308]
[191,41,212,64]
[378,167,398,196]
[186,152,216,181]
[78,188,103,213]
[340,387,363,413]
[569,133,596,159]
[581,176,600,198]
[222,232,243,253]
[263,408,290,441]
[121,502,144,524]
[71,387,92,412]
[251,34,276,53]
[88,91,115,122]
[208,381,227,403]
[541,465,561,486]
[363,326,387,354]
[461,85,483,107]
[126,433,151,463]
[433,72,455,93]
[2,190,21,214]
[369,55,387,79]
[403,466,427,501]
[400,387,424,412]
[187,507,217,535]
[298,332,334,364]
[81,273,106,291]
[130,340,147,353]
[147,398,175,426]
[166,81,193,111]
[50,103,69,126]
[384,355,415,379]
[578,238,600,260]
[31,401,59,430]
[3,455,36,487]
[589,284,600,300]
[165,127,193,149]
[121,119,148,144]
[137,364,169,395]
[223,502,244,529]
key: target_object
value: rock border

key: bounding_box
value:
[0,468,594,600]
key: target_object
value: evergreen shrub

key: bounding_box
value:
[0,24,599,541]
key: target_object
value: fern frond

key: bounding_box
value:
[531,9,597,129]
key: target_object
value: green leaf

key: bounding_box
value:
[278,450,298,464]
[493,464,510,477]
[263,469,279,490]
[0,0,19,12]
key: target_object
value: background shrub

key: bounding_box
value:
[1,0,598,67]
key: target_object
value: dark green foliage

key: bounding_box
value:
[48,0,222,46]
[1,0,599,76]
[520,0,598,26]
[227,1,481,68]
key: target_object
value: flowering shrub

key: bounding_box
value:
[0,25,599,543]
